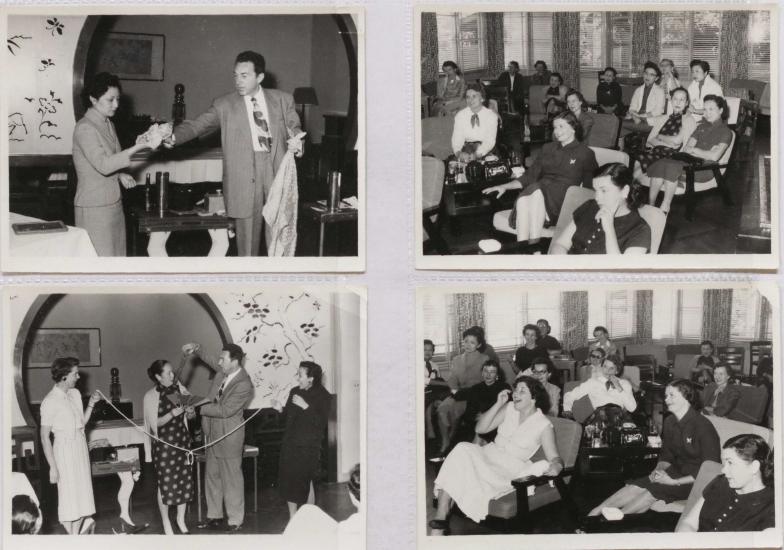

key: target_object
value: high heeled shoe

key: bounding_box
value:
[112,517,149,534]
[176,521,190,535]
[428,518,451,535]
[79,517,96,534]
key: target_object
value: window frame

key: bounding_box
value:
[436,12,489,74]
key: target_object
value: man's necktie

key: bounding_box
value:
[606,380,613,391]
[218,379,227,399]
[471,113,479,128]
[251,97,272,152]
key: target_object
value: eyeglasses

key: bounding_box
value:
[590,354,603,359]
[532,369,548,375]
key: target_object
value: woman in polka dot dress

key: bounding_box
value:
[144,359,195,534]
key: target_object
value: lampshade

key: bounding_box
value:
[293,87,319,106]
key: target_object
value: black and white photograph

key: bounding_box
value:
[4,285,365,548]
[416,6,777,270]
[418,282,780,548]
[2,7,364,272]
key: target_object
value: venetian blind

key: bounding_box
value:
[503,12,527,69]
[531,12,554,69]
[458,13,486,71]
[580,12,605,70]
[730,288,761,341]
[422,292,448,355]
[679,289,703,340]
[436,14,458,69]
[609,12,632,73]
[748,11,771,81]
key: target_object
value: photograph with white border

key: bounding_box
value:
[415,5,777,271]
[417,281,780,548]
[1,5,365,273]
[4,283,366,550]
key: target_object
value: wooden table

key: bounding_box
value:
[193,445,259,523]
[301,202,358,256]
[131,208,235,257]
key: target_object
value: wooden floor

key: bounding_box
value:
[426,124,772,256]
[38,463,355,535]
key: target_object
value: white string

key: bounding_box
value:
[95,390,268,466]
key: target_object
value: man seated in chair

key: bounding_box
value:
[563,354,637,419]
[497,61,525,113]
[536,319,562,356]
[451,84,499,163]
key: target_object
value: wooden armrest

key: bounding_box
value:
[511,467,576,488]
[683,161,727,174]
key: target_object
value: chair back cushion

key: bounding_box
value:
[706,414,774,445]
[624,366,641,391]
[638,205,666,254]
[675,460,723,531]
[726,384,769,424]
[586,114,620,149]
[571,346,590,362]
[421,116,455,161]
[547,187,595,254]
[620,84,636,106]
[590,146,630,168]
[421,156,445,211]
[624,344,667,366]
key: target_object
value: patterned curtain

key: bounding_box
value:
[758,296,772,340]
[552,12,580,89]
[632,12,660,69]
[485,13,505,76]
[702,289,733,346]
[448,293,486,357]
[634,290,653,343]
[719,11,750,92]
[421,12,439,85]
[560,291,589,352]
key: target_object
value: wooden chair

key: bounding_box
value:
[571,346,590,363]
[727,384,769,425]
[527,85,551,126]
[586,113,620,149]
[672,354,695,380]
[422,156,449,254]
[485,417,582,532]
[749,340,773,373]
[623,353,657,378]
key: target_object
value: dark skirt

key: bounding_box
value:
[278,443,320,505]
[631,145,679,173]
[647,157,716,184]
[627,465,693,503]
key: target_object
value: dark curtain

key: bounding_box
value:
[552,12,580,89]
[758,296,772,340]
[719,11,750,92]
[421,12,439,85]
[561,291,589,352]
[702,289,733,346]
[449,293,486,357]
[632,12,660,69]
[486,13,506,77]
[634,290,653,343]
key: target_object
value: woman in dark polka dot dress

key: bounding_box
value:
[144,360,195,534]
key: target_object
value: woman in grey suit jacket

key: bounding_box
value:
[72,72,158,256]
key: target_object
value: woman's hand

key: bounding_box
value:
[119,173,137,189]
[171,406,185,418]
[544,460,563,476]
[482,184,507,198]
[292,394,309,410]
[88,390,102,408]
[49,467,59,484]
[595,205,616,231]
[496,389,511,407]
[184,406,196,419]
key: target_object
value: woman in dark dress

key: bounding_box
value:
[143,360,195,535]
[551,163,651,255]
[629,87,697,173]
[275,361,332,518]
[566,90,594,144]
[588,379,720,516]
[596,66,622,115]
[542,72,568,117]
[647,94,733,213]
[483,111,597,249]
[678,434,775,532]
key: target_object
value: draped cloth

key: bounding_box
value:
[634,290,653,344]
[702,289,733,346]
[552,12,580,89]
[485,13,506,76]
[719,11,750,92]
[421,12,439,85]
[632,12,660,69]
[262,148,298,256]
[560,291,588,353]
[448,293,486,357]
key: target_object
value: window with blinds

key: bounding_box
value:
[659,12,721,79]
[748,11,771,81]
[606,290,634,339]
[678,289,703,340]
[486,290,525,349]
[652,289,678,339]
[436,13,487,72]
[531,13,554,69]
[503,13,528,69]
[609,12,632,73]
[580,12,606,70]
[421,292,449,355]
[730,289,762,341]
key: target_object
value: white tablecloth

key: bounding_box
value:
[129,148,223,184]
[10,212,97,257]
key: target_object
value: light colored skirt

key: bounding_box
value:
[75,200,126,256]
[53,429,95,522]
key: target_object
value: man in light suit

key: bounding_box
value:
[198,343,253,531]
[168,51,303,256]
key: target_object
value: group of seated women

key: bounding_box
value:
[435,57,734,255]
[429,374,775,535]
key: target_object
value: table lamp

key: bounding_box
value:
[293,87,319,130]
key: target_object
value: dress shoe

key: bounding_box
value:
[225,524,242,532]
[197,518,224,531]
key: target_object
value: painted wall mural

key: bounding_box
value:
[7,15,85,155]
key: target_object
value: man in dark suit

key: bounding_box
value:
[198,343,254,531]
[168,51,303,256]
[497,61,525,113]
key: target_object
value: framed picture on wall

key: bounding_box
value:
[28,328,101,368]
[95,31,165,80]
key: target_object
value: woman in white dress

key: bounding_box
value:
[429,376,563,534]
[39,357,102,534]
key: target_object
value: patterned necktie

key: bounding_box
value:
[218,379,227,399]
[250,97,272,152]
[471,113,479,128]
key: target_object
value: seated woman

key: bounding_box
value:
[450,84,499,163]
[542,73,568,117]
[483,112,597,250]
[590,325,618,357]
[646,94,733,214]
[452,360,510,444]
[588,379,720,516]
[690,340,718,385]
[687,60,723,121]
[678,434,774,532]
[702,364,741,417]
[629,87,697,173]
[434,61,467,116]
[596,66,622,115]
[658,59,681,108]
[566,90,594,143]
[550,163,651,255]
[429,377,563,534]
